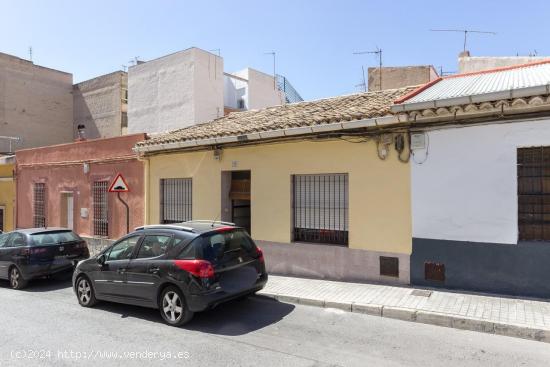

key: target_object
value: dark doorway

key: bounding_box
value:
[228,171,251,234]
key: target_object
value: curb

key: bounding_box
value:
[259,292,550,344]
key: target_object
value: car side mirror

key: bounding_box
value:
[97,254,106,266]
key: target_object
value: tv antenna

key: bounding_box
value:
[128,56,140,66]
[264,51,276,89]
[355,65,367,92]
[430,29,496,52]
[353,47,383,90]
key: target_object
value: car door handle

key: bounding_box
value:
[148,267,160,274]
[117,269,126,274]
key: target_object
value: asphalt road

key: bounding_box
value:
[1,276,549,367]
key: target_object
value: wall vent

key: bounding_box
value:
[380,256,399,277]
[425,262,445,282]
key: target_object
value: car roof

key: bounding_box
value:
[13,227,73,235]
[134,220,241,235]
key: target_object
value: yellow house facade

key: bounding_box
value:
[0,156,15,232]
[137,87,415,284]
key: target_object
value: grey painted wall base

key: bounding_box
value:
[412,238,550,299]
[257,240,410,285]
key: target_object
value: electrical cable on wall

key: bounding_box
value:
[395,132,411,163]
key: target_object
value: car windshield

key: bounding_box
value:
[31,231,80,246]
[200,229,257,263]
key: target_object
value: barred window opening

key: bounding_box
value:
[93,181,109,237]
[33,183,46,228]
[292,173,349,246]
[160,178,192,224]
[518,146,550,241]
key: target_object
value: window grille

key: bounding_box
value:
[160,178,192,224]
[292,174,348,246]
[92,181,109,237]
[33,183,46,228]
[518,146,550,241]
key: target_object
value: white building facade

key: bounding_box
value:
[128,48,298,135]
[392,60,550,298]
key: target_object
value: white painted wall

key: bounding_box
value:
[412,118,550,244]
[224,68,284,111]
[128,48,223,134]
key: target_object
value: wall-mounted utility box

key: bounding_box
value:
[411,133,426,150]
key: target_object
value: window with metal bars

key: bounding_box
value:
[160,178,192,224]
[292,173,349,246]
[92,181,109,237]
[33,183,46,228]
[518,147,550,241]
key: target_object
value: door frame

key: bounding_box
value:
[0,205,5,233]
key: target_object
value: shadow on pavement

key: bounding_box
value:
[93,295,295,336]
[188,296,295,336]
[0,271,73,292]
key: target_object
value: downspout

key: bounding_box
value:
[137,153,150,225]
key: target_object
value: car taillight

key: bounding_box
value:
[256,247,265,263]
[174,260,215,278]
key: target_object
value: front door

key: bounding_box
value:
[92,235,141,299]
[60,193,74,230]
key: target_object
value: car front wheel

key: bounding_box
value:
[9,267,28,290]
[159,286,194,326]
[76,276,97,307]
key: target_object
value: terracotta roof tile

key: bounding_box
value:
[137,86,417,148]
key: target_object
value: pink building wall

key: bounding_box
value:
[15,134,146,239]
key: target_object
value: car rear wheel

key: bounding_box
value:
[76,276,97,307]
[9,267,28,290]
[159,286,194,326]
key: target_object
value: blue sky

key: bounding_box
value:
[1,0,549,100]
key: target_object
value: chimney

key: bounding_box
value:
[76,124,87,141]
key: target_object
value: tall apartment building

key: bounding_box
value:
[0,52,73,152]
[73,71,128,139]
[128,47,302,134]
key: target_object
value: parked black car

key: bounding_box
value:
[72,221,267,326]
[0,228,90,289]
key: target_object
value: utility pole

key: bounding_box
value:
[430,29,496,53]
[264,51,276,90]
[353,48,383,90]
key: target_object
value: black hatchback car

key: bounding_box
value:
[72,221,267,326]
[0,228,90,289]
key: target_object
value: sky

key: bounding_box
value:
[1,0,550,101]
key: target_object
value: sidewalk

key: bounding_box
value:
[258,275,550,343]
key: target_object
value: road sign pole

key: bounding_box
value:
[117,192,130,234]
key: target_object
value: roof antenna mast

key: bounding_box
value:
[264,51,276,90]
[353,47,383,91]
[430,29,496,53]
